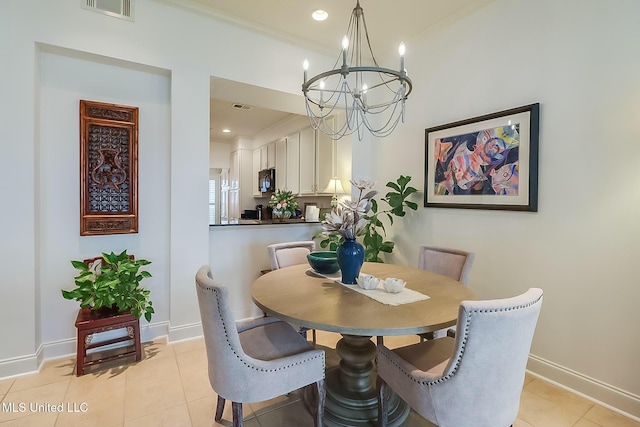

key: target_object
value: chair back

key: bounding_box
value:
[195,265,256,401]
[418,245,475,285]
[435,288,543,426]
[268,241,316,270]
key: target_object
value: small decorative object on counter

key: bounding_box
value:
[268,189,299,221]
[322,178,377,284]
[357,273,380,290]
[336,238,365,284]
[383,277,406,293]
[307,251,339,274]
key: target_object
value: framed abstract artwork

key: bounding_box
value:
[424,103,539,211]
[79,100,139,235]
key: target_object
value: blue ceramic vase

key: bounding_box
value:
[336,238,365,284]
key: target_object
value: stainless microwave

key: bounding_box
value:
[258,168,275,194]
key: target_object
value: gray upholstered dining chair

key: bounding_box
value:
[418,245,475,286]
[418,245,475,340]
[376,288,543,427]
[267,240,317,344]
[268,240,316,270]
[195,265,326,427]
[377,245,475,346]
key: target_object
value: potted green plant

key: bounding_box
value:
[61,250,154,322]
[314,175,418,262]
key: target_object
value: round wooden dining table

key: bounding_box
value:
[252,262,474,427]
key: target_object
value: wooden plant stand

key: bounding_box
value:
[74,308,142,376]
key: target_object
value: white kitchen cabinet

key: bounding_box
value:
[275,138,287,190]
[229,150,241,221]
[230,149,254,221]
[259,145,268,170]
[299,126,315,195]
[302,127,337,195]
[315,130,335,194]
[252,148,261,196]
[286,131,300,195]
[282,126,339,196]
[267,141,276,169]
[242,119,342,199]
[257,142,276,171]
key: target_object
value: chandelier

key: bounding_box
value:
[302,0,413,141]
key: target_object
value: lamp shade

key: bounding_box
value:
[323,178,345,195]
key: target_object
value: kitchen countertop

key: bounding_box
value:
[210,219,320,226]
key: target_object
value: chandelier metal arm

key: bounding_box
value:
[301,0,413,140]
[303,67,412,96]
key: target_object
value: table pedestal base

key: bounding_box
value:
[305,334,409,427]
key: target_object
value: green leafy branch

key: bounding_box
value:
[61,250,154,322]
[314,175,418,262]
[362,175,418,262]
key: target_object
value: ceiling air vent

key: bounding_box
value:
[232,103,252,111]
[82,0,134,22]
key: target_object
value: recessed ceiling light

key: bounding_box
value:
[222,129,231,133]
[312,9,328,21]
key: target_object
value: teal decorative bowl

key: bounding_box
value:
[307,251,339,274]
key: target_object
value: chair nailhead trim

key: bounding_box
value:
[207,286,325,375]
[379,294,542,385]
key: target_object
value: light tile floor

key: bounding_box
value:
[0,331,637,427]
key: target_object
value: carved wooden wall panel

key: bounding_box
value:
[80,100,138,235]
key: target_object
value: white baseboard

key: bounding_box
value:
[0,321,170,380]
[0,352,40,380]
[167,321,203,343]
[140,320,169,343]
[528,354,640,420]
[165,308,259,343]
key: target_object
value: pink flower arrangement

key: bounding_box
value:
[268,189,299,215]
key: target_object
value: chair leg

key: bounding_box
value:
[232,402,243,427]
[314,379,326,427]
[377,376,388,427]
[214,395,225,422]
[312,329,317,345]
[376,336,384,346]
[299,327,309,340]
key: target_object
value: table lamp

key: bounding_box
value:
[323,177,345,208]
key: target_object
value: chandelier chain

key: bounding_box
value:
[302,0,412,140]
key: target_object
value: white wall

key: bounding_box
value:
[1,0,638,418]
[0,0,331,374]
[251,115,310,148]
[37,48,171,356]
[209,223,323,320]
[210,141,231,169]
[369,0,640,416]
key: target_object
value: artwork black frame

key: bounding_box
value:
[424,103,539,211]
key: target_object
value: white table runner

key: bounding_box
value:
[307,269,430,306]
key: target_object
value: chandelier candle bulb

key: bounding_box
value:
[303,59,309,83]
[342,36,349,68]
[301,0,413,140]
[362,84,368,108]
